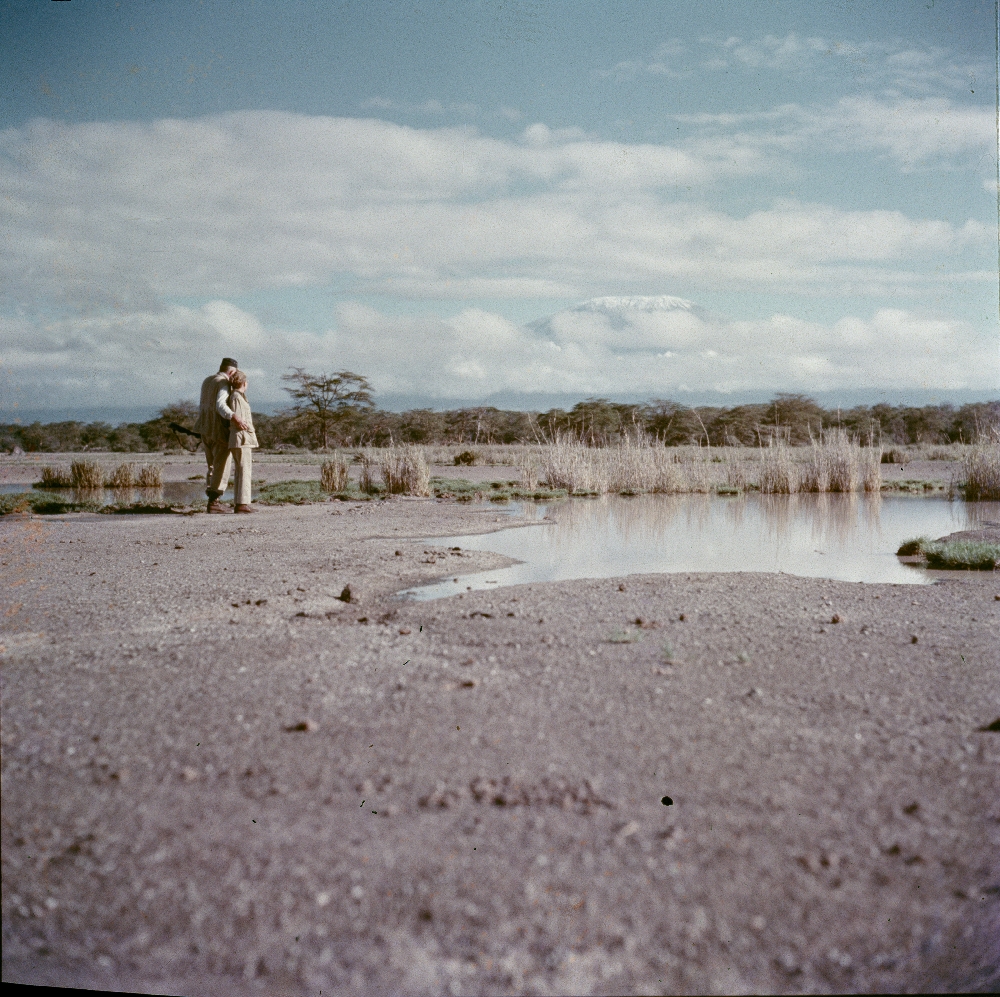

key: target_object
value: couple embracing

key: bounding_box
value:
[195,358,258,514]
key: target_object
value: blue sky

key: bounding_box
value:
[1,0,997,418]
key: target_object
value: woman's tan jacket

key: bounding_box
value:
[227,390,259,449]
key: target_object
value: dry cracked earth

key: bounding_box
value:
[1,494,999,995]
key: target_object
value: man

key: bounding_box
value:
[194,358,249,513]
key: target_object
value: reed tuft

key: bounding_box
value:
[358,452,380,494]
[105,463,136,489]
[961,444,1000,501]
[136,464,163,488]
[39,466,72,488]
[381,446,431,496]
[70,460,103,490]
[758,442,799,494]
[320,454,350,493]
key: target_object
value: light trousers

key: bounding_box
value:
[205,439,233,497]
[231,446,253,505]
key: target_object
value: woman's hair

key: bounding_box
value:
[229,369,248,390]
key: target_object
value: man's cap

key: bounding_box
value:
[220,357,239,370]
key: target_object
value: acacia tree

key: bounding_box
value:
[281,368,374,449]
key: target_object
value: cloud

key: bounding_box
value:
[696,33,986,92]
[674,95,995,170]
[4,296,993,415]
[1,111,989,320]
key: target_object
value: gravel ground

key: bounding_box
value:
[1,493,998,995]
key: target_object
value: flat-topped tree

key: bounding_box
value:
[281,368,374,450]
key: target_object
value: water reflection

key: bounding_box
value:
[0,480,240,507]
[403,493,999,599]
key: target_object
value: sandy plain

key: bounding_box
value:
[1,453,998,995]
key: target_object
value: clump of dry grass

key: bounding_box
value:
[516,451,539,490]
[538,441,704,495]
[724,452,751,490]
[105,463,136,489]
[135,464,163,488]
[359,452,380,494]
[758,443,799,494]
[39,466,72,488]
[70,460,103,490]
[962,444,1000,501]
[539,442,597,494]
[103,463,162,489]
[381,446,431,496]
[320,454,350,493]
[799,430,881,493]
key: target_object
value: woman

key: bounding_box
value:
[227,369,259,513]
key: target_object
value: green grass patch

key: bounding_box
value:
[881,479,946,493]
[256,479,367,505]
[896,536,932,556]
[924,540,1000,570]
[897,536,999,569]
[429,477,567,502]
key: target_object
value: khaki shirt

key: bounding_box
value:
[195,372,232,444]
[228,390,259,449]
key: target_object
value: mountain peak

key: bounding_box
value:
[572,295,697,314]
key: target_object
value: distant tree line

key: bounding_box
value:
[2,374,998,453]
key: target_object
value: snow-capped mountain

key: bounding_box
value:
[569,295,697,314]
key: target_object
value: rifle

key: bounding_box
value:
[169,422,201,439]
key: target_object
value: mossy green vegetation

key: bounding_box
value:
[924,540,1000,570]
[881,479,948,493]
[429,477,567,502]
[897,536,999,570]
[896,537,931,556]
[256,480,364,505]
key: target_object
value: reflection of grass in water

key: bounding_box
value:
[1,491,103,516]
[897,536,999,570]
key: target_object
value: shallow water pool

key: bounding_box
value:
[402,493,999,599]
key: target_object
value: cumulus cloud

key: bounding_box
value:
[0,111,990,320]
[3,296,993,414]
[0,109,993,412]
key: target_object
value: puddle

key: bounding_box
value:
[1,481,239,507]
[401,493,999,599]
